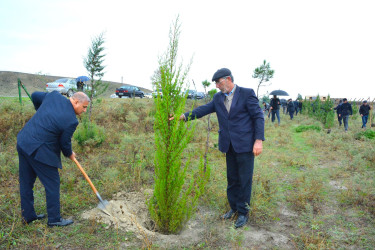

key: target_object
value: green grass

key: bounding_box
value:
[1,98,374,249]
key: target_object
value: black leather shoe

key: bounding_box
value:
[234,214,248,228]
[47,218,74,227]
[23,214,46,224]
[221,209,236,220]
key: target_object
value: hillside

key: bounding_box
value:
[0,71,152,97]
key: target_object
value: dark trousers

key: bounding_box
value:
[289,110,294,120]
[337,114,342,126]
[343,115,349,131]
[17,145,61,223]
[226,144,255,215]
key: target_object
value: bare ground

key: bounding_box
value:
[81,189,297,249]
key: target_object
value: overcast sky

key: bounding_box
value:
[1,0,374,99]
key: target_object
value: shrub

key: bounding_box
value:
[73,115,105,147]
[354,129,375,140]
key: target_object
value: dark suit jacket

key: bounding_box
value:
[17,91,78,168]
[184,86,265,153]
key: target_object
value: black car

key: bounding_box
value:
[116,86,144,98]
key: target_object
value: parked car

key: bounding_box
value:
[187,90,197,99]
[46,78,93,97]
[152,89,163,98]
[46,78,78,97]
[144,92,153,98]
[115,85,144,98]
[195,92,205,99]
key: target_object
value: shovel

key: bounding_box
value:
[72,158,110,215]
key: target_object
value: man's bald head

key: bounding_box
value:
[70,92,90,115]
[71,92,90,103]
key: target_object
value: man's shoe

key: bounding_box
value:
[47,218,74,227]
[221,209,236,220]
[23,214,46,225]
[234,214,248,228]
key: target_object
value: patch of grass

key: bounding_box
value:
[295,124,321,133]
[354,129,375,140]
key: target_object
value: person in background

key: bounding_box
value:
[17,91,89,227]
[359,100,371,128]
[262,101,270,114]
[286,98,295,120]
[339,98,352,132]
[270,95,281,125]
[281,99,287,114]
[293,99,299,116]
[333,99,343,126]
[298,100,303,114]
[175,68,264,228]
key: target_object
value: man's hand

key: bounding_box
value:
[69,152,76,161]
[253,139,263,156]
[169,114,185,121]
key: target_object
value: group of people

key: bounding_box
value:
[334,98,372,131]
[262,96,303,123]
[18,68,264,229]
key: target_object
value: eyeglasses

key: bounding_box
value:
[215,77,227,85]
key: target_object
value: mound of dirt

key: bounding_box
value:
[81,190,154,238]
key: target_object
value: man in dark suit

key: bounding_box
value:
[178,68,265,228]
[17,91,89,227]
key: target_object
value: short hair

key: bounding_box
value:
[72,92,90,103]
[343,98,347,102]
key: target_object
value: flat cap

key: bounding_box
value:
[212,68,233,82]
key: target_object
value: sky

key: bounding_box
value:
[1,0,374,100]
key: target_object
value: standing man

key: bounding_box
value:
[333,99,343,126]
[339,98,352,132]
[177,68,264,228]
[17,91,89,227]
[298,99,303,114]
[287,99,295,120]
[293,99,299,116]
[359,100,371,128]
[270,95,281,125]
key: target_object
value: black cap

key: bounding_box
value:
[363,100,367,103]
[212,68,233,82]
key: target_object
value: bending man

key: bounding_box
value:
[17,91,89,227]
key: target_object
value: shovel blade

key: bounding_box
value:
[97,200,110,215]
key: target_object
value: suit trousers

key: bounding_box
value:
[226,144,255,215]
[17,145,61,223]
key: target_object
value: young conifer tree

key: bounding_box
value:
[148,16,210,234]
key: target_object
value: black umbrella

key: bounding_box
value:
[269,90,289,96]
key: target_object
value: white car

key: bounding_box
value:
[144,92,153,98]
[46,78,92,97]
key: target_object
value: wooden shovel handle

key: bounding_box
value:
[72,158,98,194]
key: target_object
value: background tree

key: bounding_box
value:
[148,16,210,234]
[252,60,275,98]
[84,32,108,120]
